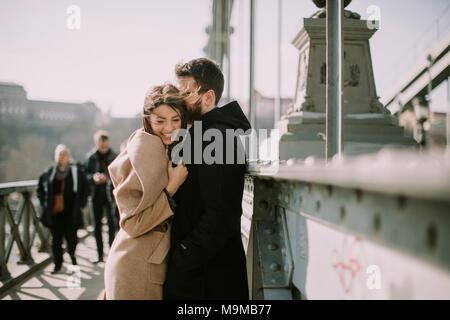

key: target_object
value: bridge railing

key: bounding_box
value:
[242,149,450,299]
[383,3,450,93]
[0,180,51,281]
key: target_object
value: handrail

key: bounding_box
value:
[242,150,450,299]
[0,180,50,281]
[383,3,450,91]
[247,150,450,202]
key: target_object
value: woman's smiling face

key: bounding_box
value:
[148,104,182,145]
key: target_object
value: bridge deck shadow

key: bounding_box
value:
[1,230,109,300]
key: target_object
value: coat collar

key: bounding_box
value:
[49,163,78,192]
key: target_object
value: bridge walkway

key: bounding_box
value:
[1,228,107,300]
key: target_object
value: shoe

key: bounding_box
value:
[93,257,103,264]
[70,255,78,265]
[51,265,62,274]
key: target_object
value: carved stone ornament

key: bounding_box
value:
[320,52,360,87]
[301,97,315,112]
[299,51,309,91]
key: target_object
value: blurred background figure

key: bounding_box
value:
[37,144,88,274]
[85,130,118,263]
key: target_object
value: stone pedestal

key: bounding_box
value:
[275,16,416,160]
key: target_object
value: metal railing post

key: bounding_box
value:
[22,192,31,256]
[226,0,232,102]
[447,77,450,161]
[326,0,344,161]
[30,202,49,253]
[0,195,11,280]
[274,0,282,125]
[249,0,255,129]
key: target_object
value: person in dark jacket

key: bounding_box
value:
[37,144,88,274]
[163,58,251,300]
[85,130,118,263]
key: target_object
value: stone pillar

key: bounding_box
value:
[274,7,416,160]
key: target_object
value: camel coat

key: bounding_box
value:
[104,129,173,300]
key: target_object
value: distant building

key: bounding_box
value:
[27,100,101,125]
[253,90,293,130]
[0,81,144,182]
[0,82,105,125]
[238,90,293,130]
[428,112,448,150]
[0,81,141,129]
[0,82,28,120]
[399,109,448,150]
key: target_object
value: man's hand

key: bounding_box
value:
[93,172,107,184]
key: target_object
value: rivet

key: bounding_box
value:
[374,213,381,233]
[270,263,281,272]
[426,223,438,252]
[267,243,279,251]
[340,206,346,221]
[265,228,275,235]
[355,189,363,202]
[397,195,407,211]
[326,185,333,197]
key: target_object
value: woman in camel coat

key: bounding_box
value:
[104,84,188,299]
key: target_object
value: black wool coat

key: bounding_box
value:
[85,148,118,200]
[163,101,251,300]
[37,163,88,229]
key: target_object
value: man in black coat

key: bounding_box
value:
[85,130,118,263]
[163,58,251,300]
[37,144,88,273]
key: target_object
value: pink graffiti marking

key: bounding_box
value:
[331,238,362,293]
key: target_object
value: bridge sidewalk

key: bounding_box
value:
[1,230,108,300]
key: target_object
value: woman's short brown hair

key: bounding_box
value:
[142,83,187,136]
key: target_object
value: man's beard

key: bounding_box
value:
[186,99,203,123]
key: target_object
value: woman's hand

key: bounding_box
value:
[166,160,188,196]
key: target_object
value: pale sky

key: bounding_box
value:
[1,0,449,117]
[234,0,449,112]
[0,0,210,117]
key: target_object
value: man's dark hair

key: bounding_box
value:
[175,58,224,105]
[94,129,109,143]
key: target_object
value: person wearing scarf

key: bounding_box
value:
[37,144,88,273]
